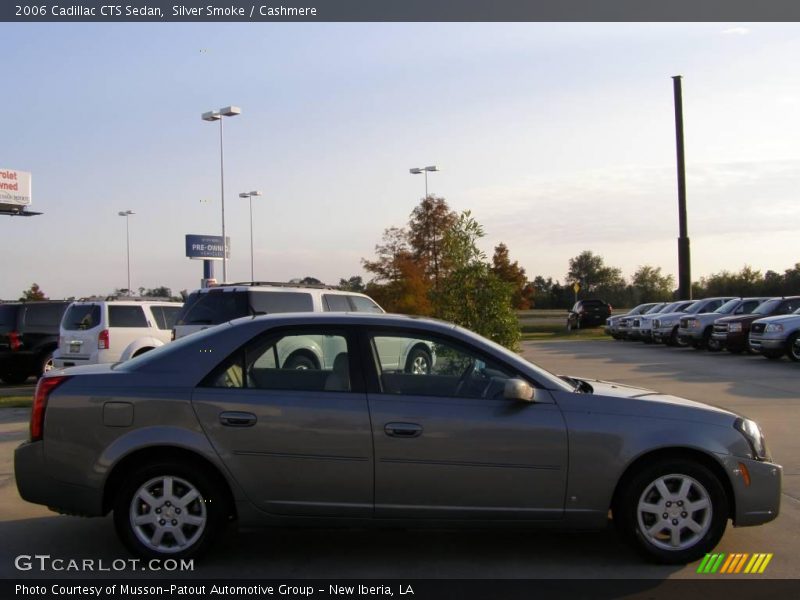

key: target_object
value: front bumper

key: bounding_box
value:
[712,331,747,351]
[748,334,785,353]
[717,454,782,527]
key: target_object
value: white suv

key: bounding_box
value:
[173,282,384,340]
[53,299,182,368]
[173,282,435,374]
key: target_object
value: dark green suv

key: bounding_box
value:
[0,301,70,384]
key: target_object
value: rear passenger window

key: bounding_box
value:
[323,294,351,312]
[151,305,182,330]
[349,296,383,313]
[109,306,148,327]
[250,292,313,314]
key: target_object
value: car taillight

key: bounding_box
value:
[608,304,613,311]
[30,375,71,441]
[9,331,21,351]
[98,329,110,349]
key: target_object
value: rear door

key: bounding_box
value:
[107,305,152,360]
[60,303,102,361]
[192,325,373,517]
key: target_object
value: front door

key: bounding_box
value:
[365,329,568,520]
[192,326,373,517]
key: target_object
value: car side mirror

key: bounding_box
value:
[504,378,536,403]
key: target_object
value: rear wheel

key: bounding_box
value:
[615,459,728,564]
[405,347,432,375]
[114,461,225,559]
[38,351,55,378]
[284,352,319,370]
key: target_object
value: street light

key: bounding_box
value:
[202,105,241,283]
[117,210,135,294]
[238,190,263,281]
[409,165,440,198]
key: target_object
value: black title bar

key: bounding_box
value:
[3,0,800,22]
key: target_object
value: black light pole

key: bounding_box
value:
[672,75,691,300]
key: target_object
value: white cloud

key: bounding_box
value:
[722,27,750,35]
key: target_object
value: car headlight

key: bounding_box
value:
[735,418,770,461]
[764,323,784,333]
[687,319,700,329]
[661,318,676,327]
[728,322,743,333]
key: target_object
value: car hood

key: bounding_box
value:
[752,314,800,325]
[652,311,685,321]
[563,377,737,422]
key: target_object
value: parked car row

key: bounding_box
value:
[606,295,800,361]
[0,282,394,385]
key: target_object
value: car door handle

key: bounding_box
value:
[219,411,257,427]
[384,422,423,438]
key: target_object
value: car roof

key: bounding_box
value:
[227,311,455,330]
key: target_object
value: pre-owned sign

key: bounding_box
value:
[185,234,230,260]
[0,169,32,206]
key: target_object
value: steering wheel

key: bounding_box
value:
[453,359,477,396]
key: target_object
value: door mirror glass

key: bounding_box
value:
[504,378,535,402]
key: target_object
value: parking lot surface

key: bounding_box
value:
[0,340,797,580]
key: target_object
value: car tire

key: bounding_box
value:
[762,350,783,360]
[0,371,29,385]
[787,333,800,362]
[615,459,728,564]
[405,347,432,375]
[706,338,721,352]
[727,347,743,354]
[284,352,319,370]
[113,461,225,560]
[38,351,55,378]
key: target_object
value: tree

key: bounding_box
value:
[491,243,533,309]
[338,276,365,292]
[407,196,458,289]
[20,283,47,301]
[631,265,674,303]
[433,211,520,349]
[566,250,626,306]
[145,286,172,298]
[363,227,432,315]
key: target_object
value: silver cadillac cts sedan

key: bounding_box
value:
[15,313,781,564]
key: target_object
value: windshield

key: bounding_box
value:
[752,299,782,316]
[714,299,740,314]
[659,301,684,313]
[644,303,666,314]
[685,301,707,315]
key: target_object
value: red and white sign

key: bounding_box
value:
[0,169,32,206]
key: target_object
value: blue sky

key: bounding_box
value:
[2,23,799,299]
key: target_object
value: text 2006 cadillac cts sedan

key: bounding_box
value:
[15,313,781,564]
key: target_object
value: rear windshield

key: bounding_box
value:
[23,303,68,328]
[176,291,250,326]
[0,305,19,334]
[63,304,102,331]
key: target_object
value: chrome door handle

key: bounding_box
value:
[384,422,423,438]
[219,411,257,427]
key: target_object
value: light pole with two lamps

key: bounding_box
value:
[409,165,440,197]
[117,210,134,294]
[238,190,263,282]
[202,105,241,283]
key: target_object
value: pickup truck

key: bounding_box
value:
[711,296,800,354]
[748,307,800,361]
[677,297,768,350]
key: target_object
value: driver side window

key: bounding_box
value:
[369,332,516,400]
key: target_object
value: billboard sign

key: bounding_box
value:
[185,234,230,260]
[0,169,32,206]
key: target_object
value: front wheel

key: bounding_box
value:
[114,461,225,559]
[787,333,800,362]
[615,459,728,564]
